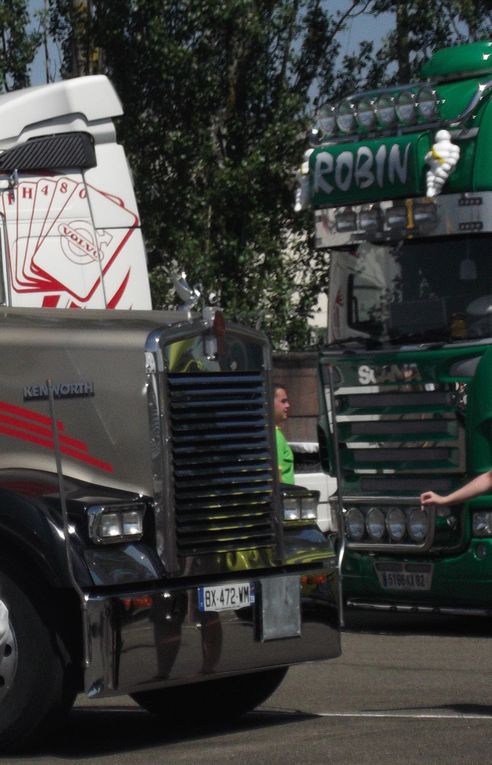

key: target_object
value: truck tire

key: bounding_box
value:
[131,667,288,724]
[0,569,74,752]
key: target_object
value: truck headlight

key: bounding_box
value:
[301,494,318,520]
[386,507,406,541]
[366,507,385,540]
[408,508,429,542]
[283,496,301,521]
[345,507,365,541]
[88,503,146,544]
[472,511,492,537]
[282,490,319,522]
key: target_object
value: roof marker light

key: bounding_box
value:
[317,105,336,138]
[395,91,416,124]
[336,99,356,133]
[355,97,376,130]
[375,94,396,127]
[417,86,438,120]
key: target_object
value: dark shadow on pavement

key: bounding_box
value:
[7,705,318,759]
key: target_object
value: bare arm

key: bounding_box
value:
[420,470,492,506]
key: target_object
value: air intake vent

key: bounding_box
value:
[0,133,96,171]
[168,372,275,556]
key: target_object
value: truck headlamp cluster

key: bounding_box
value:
[334,200,437,239]
[282,490,319,522]
[472,511,492,538]
[311,85,440,144]
[88,503,146,544]
[345,504,430,545]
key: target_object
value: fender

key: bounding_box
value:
[0,488,91,589]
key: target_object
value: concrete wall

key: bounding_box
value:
[272,351,319,443]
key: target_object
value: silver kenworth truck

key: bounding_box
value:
[0,76,340,750]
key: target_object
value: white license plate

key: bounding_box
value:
[198,582,254,612]
[376,566,433,591]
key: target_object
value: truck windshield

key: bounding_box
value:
[332,234,492,345]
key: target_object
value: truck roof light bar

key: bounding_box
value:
[311,83,440,144]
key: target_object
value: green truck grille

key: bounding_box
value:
[168,372,275,555]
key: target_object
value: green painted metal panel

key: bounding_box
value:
[421,40,492,80]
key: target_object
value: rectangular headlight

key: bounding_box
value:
[99,512,123,538]
[122,510,144,536]
[283,496,301,521]
[88,503,145,544]
[301,493,319,520]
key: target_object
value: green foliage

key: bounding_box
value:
[0,0,41,91]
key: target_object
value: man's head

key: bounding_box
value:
[274,384,290,425]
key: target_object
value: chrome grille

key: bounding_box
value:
[168,372,275,555]
[333,383,464,474]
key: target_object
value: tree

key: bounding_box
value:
[48,0,103,78]
[0,0,41,91]
[49,0,348,348]
[326,0,491,98]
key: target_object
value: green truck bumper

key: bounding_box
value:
[343,542,492,613]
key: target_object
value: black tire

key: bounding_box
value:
[131,667,288,724]
[0,569,75,752]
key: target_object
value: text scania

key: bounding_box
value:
[314,143,412,196]
[357,364,422,385]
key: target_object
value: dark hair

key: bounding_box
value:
[273,383,288,394]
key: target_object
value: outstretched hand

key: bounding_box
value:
[420,491,445,506]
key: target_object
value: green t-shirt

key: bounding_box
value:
[275,426,295,484]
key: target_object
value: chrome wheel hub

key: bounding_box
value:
[0,600,17,702]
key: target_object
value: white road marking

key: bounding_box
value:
[316,711,492,720]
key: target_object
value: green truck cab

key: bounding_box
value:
[298,40,492,614]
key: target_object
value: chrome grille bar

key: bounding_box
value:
[331,381,464,474]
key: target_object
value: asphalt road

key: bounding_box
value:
[7,610,492,765]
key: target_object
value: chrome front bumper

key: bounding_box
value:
[84,566,340,697]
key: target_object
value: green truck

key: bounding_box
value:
[298,40,492,614]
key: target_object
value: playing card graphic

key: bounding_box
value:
[3,176,140,305]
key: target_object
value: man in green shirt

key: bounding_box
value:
[274,384,295,484]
